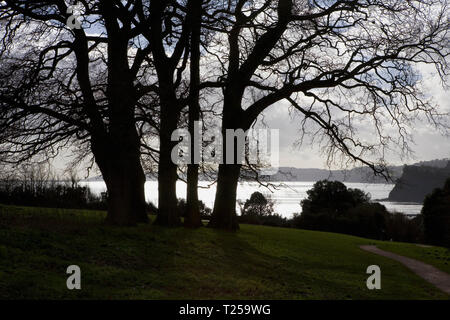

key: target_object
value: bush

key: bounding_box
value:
[421,178,450,247]
[344,203,390,239]
[0,180,107,210]
[0,164,107,210]
[299,180,371,231]
[385,212,423,243]
[177,199,212,220]
[199,201,212,219]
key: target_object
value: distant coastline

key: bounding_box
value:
[83,158,449,185]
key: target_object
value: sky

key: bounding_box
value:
[260,102,450,169]
[257,64,450,169]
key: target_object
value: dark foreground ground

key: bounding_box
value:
[0,204,449,299]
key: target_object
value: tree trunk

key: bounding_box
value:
[104,154,148,225]
[186,163,202,227]
[93,7,149,226]
[209,93,245,230]
[92,137,149,226]
[154,104,181,227]
[185,0,203,228]
[209,163,241,230]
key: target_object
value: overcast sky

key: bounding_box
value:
[258,65,450,169]
[260,102,450,169]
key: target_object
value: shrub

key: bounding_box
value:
[198,200,212,219]
[177,199,212,220]
[0,180,106,210]
[385,212,423,243]
[345,203,390,239]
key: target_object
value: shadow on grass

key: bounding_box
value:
[0,205,448,299]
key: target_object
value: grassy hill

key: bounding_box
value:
[0,204,449,299]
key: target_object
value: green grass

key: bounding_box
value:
[0,204,449,299]
[377,242,450,274]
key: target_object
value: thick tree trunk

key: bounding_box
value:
[209,163,241,230]
[185,0,203,228]
[92,136,149,226]
[103,154,148,225]
[92,6,149,226]
[154,105,181,227]
[209,91,245,230]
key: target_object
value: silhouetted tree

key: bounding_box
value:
[0,1,201,226]
[144,1,194,227]
[185,0,204,228]
[297,180,422,241]
[422,178,450,247]
[202,0,449,230]
[239,191,288,226]
[301,180,370,217]
[0,0,162,225]
[243,191,274,216]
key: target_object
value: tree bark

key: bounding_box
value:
[103,153,148,225]
[186,163,202,227]
[92,135,149,226]
[209,163,241,230]
[208,88,245,230]
[185,0,203,228]
[154,104,181,227]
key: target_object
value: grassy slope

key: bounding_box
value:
[376,242,450,274]
[0,204,448,300]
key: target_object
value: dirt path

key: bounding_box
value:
[360,245,450,295]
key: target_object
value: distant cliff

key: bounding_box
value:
[388,162,450,203]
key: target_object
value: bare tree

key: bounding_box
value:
[184,0,204,228]
[0,0,162,225]
[0,0,213,227]
[141,0,220,227]
[199,0,449,230]
[142,0,192,226]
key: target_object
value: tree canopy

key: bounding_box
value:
[301,180,370,216]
